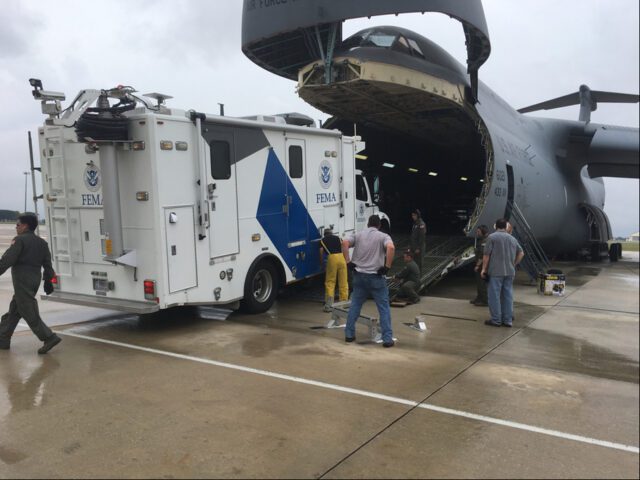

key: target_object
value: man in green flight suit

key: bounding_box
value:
[393,250,421,304]
[0,214,61,353]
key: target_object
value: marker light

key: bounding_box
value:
[176,141,188,151]
[355,154,368,160]
[143,280,157,301]
[428,171,438,177]
[160,140,173,150]
[382,163,395,168]
[132,141,145,151]
[408,168,419,173]
[460,177,468,181]
[136,192,149,201]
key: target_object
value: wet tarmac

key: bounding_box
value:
[0,225,639,478]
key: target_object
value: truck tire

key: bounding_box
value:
[240,260,279,313]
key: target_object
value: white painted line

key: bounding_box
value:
[60,331,639,455]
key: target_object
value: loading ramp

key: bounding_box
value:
[388,235,475,297]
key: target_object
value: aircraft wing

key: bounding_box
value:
[586,124,640,179]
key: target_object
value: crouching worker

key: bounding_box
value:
[0,214,61,354]
[394,250,421,304]
[320,228,348,312]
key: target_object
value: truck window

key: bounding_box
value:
[210,140,231,180]
[356,175,368,202]
[289,145,303,178]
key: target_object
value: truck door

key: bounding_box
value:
[285,138,311,277]
[286,139,307,243]
[206,129,240,259]
[341,140,356,233]
[354,172,370,230]
[164,206,197,293]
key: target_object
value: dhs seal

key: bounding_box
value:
[318,160,333,189]
[84,164,101,192]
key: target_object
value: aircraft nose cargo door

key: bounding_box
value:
[165,206,197,293]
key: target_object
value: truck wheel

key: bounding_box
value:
[240,261,278,313]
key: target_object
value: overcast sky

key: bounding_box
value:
[1,0,638,236]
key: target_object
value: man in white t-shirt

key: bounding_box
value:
[342,215,395,347]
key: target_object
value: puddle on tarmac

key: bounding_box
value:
[494,328,639,383]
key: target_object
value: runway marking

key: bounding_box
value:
[60,331,639,455]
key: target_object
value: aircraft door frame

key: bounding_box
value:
[504,164,515,220]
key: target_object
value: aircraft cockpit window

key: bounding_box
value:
[407,38,425,58]
[362,33,396,48]
[393,36,411,55]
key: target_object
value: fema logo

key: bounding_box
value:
[84,165,101,192]
[318,160,333,189]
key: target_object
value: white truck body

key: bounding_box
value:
[34,87,386,313]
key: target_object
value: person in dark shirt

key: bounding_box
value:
[0,214,61,353]
[320,228,349,312]
[470,225,489,306]
[394,250,421,304]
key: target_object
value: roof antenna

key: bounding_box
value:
[218,103,225,116]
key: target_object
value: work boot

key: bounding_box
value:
[323,296,333,313]
[38,334,61,354]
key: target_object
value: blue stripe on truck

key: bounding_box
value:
[256,148,321,279]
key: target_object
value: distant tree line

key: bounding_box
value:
[0,210,20,221]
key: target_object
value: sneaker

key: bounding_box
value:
[484,320,501,327]
[38,335,61,354]
[501,323,513,328]
[382,340,395,348]
[469,299,478,304]
[473,302,488,307]
[345,337,356,343]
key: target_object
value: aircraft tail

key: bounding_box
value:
[517,85,639,123]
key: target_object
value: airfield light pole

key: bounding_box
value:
[23,171,30,213]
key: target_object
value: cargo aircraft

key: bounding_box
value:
[242,0,639,269]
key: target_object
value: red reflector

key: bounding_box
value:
[51,275,58,285]
[143,280,156,300]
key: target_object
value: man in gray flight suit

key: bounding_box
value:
[409,209,426,273]
[0,214,61,353]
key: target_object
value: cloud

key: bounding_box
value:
[0,1,42,59]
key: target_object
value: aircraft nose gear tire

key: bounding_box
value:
[240,261,279,313]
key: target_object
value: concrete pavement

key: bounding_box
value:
[0,223,638,478]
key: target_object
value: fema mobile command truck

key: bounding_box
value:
[29,80,387,314]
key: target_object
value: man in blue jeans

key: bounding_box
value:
[481,218,524,327]
[342,215,396,347]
